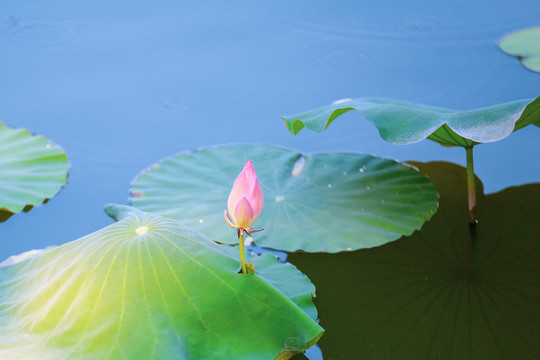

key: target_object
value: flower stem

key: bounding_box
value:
[465,146,477,225]
[238,231,247,274]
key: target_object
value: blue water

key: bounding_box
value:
[0,1,538,357]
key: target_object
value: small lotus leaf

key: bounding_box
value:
[0,122,69,219]
[282,97,540,147]
[499,27,540,73]
[0,205,323,360]
[130,144,438,253]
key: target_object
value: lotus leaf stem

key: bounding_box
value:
[238,231,247,274]
[466,146,477,225]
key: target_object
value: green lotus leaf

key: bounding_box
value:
[288,162,539,359]
[0,205,323,360]
[282,97,540,147]
[246,250,318,322]
[0,121,69,220]
[129,144,438,253]
[499,27,540,73]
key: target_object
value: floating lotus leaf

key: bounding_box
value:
[0,205,323,360]
[0,122,69,220]
[130,144,438,253]
[282,97,540,147]
[499,27,540,73]
[288,162,539,359]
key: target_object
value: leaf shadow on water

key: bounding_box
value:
[288,161,540,360]
[0,204,40,223]
[0,209,14,222]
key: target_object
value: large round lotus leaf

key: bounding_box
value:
[0,205,323,360]
[282,97,540,147]
[499,27,540,73]
[288,162,539,359]
[0,121,69,218]
[130,145,438,253]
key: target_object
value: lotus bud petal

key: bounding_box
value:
[225,161,263,230]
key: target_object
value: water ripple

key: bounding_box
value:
[0,15,82,48]
[400,16,440,33]
[276,15,503,43]
[317,48,372,71]
[158,96,199,112]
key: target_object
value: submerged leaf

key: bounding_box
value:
[130,144,438,253]
[282,97,540,147]
[0,122,69,220]
[289,162,540,359]
[499,27,540,73]
[0,205,323,359]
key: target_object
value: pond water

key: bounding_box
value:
[1,0,539,359]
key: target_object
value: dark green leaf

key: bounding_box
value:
[288,162,539,359]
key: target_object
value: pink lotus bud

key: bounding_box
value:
[224,160,263,232]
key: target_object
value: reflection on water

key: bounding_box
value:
[288,162,540,359]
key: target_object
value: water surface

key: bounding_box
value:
[0,1,539,358]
